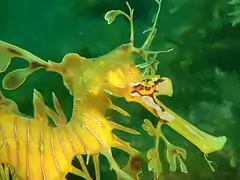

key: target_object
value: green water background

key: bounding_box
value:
[0,0,239,179]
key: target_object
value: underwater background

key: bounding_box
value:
[0,0,239,179]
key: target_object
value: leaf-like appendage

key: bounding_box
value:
[104,10,126,24]
[142,119,156,136]
[0,53,11,73]
[147,148,162,177]
[0,41,49,90]
[166,143,188,173]
[2,68,33,90]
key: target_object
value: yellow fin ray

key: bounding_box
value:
[52,92,67,124]
[69,165,89,179]
[112,135,140,156]
[109,121,139,135]
[76,155,92,180]
[101,148,133,180]
[93,154,100,180]
[33,89,48,123]
[108,100,131,117]
[44,92,68,127]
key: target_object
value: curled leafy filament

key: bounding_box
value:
[104,0,173,76]
[142,119,188,177]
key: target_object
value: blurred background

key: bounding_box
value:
[0,0,240,179]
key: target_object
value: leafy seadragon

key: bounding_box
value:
[0,0,227,180]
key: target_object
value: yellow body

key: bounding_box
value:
[0,41,142,180]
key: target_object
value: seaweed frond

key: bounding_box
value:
[229,0,240,26]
